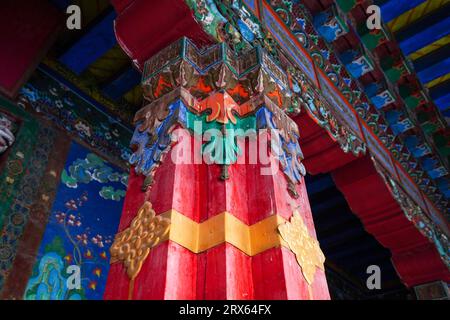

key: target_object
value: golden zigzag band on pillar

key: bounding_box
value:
[110,202,326,285]
[159,210,289,256]
[109,205,289,278]
[161,209,325,285]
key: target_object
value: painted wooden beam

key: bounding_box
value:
[426,73,450,89]
[379,0,426,23]
[395,8,450,55]
[332,156,450,287]
[387,0,450,33]
[410,35,450,60]
[113,0,213,69]
[416,57,450,84]
[59,11,117,74]
[84,45,131,84]
[102,67,141,101]
[433,92,450,111]
[429,79,450,101]
[413,44,450,72]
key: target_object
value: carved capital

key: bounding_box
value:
[130,38,306,196]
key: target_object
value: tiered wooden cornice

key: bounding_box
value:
[130,38,307,197]
[302,0,449,212]
[182,0,449,267]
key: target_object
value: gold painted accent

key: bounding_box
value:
[109,204,327,298]
[163,210,288,255]
[111,205,326,282]
[426,73,450,89]
[110,201,171,280]
[278,211,325,285]
[85,45,130,83]
[124,85,143,106]
[409,35,450,61]
[387,0,450,34]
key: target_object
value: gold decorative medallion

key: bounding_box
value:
[278,211,325,284]
[110,201,170,280]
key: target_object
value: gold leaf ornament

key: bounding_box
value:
[110,201,171,280]
[278,211,325,284]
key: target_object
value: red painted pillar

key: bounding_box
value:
[103,39,330,300]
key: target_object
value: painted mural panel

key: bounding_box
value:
[24,142,128,300]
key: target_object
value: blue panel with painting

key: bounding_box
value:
[24,142,127,300]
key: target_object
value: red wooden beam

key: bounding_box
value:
[112,0,213,69]
[294,111,358,175]
[332,156,450,287]
[0,0,61,98]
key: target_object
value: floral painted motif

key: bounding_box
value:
[24,143,127,300]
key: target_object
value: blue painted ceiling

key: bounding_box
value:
[376,0,450,119]
[47,0,143,114]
